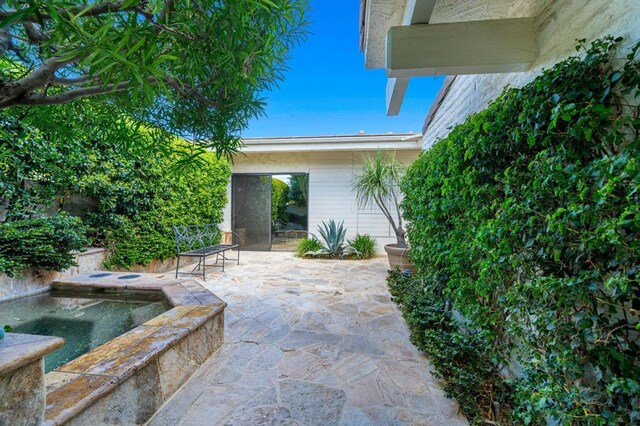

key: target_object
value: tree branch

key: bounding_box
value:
[22,22,47,44]
[0,81,130,107]
[391,188,404,231]
[0,55,79,104]
[4,31,29,43]
[164,76,218,107]
[51,75,99,86]
[159,0,175,23]
[374,194,399,235]
[0,1,138,22]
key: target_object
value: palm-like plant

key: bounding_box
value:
[352,151,407,248]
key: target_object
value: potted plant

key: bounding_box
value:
[352,151,415,272]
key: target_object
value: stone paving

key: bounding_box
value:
[147,252,468,426]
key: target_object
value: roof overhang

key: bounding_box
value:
[240,133,422,154]
[361,0,541,115]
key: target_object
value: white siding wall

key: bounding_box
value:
[221,150,419,254]
[423,0,640,149]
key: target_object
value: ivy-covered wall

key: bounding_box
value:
[422,0,640,149]
[80,140,230,270]
[399,38,639,424]
[0,101,230,276]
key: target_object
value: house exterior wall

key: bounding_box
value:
[221,150,419,254]
[423,0,640,149]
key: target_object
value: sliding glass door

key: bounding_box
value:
[232,174,272,250]
[232,173,309,251]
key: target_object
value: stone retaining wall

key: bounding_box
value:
[0,248,106,302]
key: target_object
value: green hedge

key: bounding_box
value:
[400,38,639,424]
[0,99,230,272]
[83,141,230,269]
[0,215,89,277]
[387,270,507,421]
[272,178,289,223]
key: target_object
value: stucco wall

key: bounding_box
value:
[222,150,419,254]
[423,0,640,149]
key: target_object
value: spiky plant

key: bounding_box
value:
[295,237,323,258]
[303,220,358,258]
[348,234,376,259]
[317,220,347,255]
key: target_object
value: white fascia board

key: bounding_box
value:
[240,134,422,153]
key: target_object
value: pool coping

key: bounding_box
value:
[0,334,65,377]
[42,272,226,426]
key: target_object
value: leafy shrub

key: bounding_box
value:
[348,234,376,259]
[400,38,640,424]
[272,178,290,223]
[0,100,231,271]
[0,214,89,277]
[288,175,308,207]
[294,237,323,258]
[82,142,230,270]
[297,221,363,258]
[387,270,509,422]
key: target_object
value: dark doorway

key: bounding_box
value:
[232,174,272,250]
[232,173,309,251]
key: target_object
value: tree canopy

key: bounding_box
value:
[0,0,308,155]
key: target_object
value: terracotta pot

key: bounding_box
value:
[384,244,415,273]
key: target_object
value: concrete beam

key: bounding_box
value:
[386,77,410,116]
[386,17,536,78]
[386,0,436,116]
[403,0,436,25]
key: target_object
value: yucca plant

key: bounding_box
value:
[352,151,407,247]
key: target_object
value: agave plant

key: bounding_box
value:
[305,220,358,258]
[318,220,346,254]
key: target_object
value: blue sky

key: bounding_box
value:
[242,1,443,137]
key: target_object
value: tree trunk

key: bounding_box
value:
[395,229,407,248]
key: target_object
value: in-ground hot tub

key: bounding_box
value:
[0,272,226,426]
[0,287,171,373]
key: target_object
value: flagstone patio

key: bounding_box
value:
[147,252,468,426]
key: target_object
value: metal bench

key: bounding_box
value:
[172,224,240,279]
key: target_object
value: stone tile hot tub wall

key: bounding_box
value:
[0,249,197,302]
[1,272,226,426]
[0,334,64,425]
